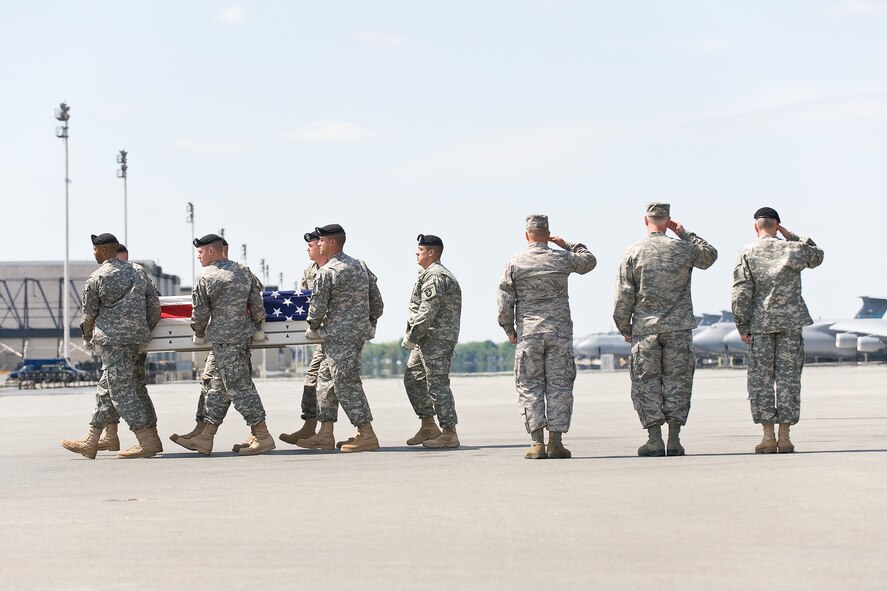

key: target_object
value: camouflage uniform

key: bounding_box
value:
[498,241,596,433]
[82,258,159,431]
[93,261,161,428]
[613,227,717,428]
[308,253,383,426]
[191,259,267,427]
[299,262,323,420]
[732,232,824,425]
[403,261,462,427]
[191,263,262,422]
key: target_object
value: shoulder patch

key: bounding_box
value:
[423,284,437,299]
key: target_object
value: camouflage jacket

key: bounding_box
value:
[613,230,717,336]
[731,233,824,335]
[131,262,161,328]
[497,241,596,339]
[307,252,384,343]
[405,261,462,344]
[81,258,158,345]
[299,262,320,291]
[191,260,265,344]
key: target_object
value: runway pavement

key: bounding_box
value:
[1,365,885,590]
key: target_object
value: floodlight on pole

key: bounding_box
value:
[186,202,195,286]
[241,244,247,264]
[55,102,71,359]
[116,149,128,245]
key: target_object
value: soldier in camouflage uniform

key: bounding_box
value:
[170,236,265,453]
[498,215,596,460]
[401,234,462,449]
[175,234,274,456]
[298,224,384,453]
[279,230,329,445]
[61,233,161,459]
[614,203,717,457]
[731,207,824,453]
[95,243,163,454]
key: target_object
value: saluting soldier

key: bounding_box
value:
[731,207,824,453]
[61,233,161,459]
[174,234,274,456]
[613,203,717,457]
[498,215,596,460]
[401,234,462,449]
[297,224,384,453]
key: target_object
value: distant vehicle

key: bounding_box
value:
[9,358,90,384]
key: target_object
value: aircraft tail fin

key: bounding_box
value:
[855,296,887,319]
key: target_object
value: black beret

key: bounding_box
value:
[116,243,128,254]
[304,230,320,242]
[417,234,444,248]
[221,237,229,247]
[91,233,118,245]
[193,233,224,247]
[315,224,345,236]
[753,207,781,223]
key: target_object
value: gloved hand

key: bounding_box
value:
[305,327,323,341]
[84,340,95,353]
[252,330,268,343]
[193,335,207,345]
[401,337,416,350]
[137,342,149,353]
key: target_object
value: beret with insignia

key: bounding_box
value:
[116,243,128,254]
[91,233,118,245]
[753,207,780,223]
[315,224,345,236]
[304,230,320,242]
[417,234,444,248]
[193,233,224,248]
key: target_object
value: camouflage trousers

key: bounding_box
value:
[403,339,458,427]
[204,342,266,427]
[193,351,215,422]
[514,332,576,433]
[629,330,695,428]
[91,351,157,429]
[747,330,804,425]
[299,344,326,420]
[89,345,151,431]
[316,340,373,426]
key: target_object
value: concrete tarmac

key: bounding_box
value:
[1,365,886,590]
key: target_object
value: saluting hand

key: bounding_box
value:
[667,219,685,236]
[777,224,790,238]
[548,235,567,249]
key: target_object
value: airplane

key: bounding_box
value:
[574,313,721,359]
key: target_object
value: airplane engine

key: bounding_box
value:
[836,333,858,349]
[857,336,885,353]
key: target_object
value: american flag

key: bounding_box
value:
[159,290,311,322]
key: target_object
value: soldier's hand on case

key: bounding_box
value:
[401,337,416,350]
[741,334,751,345]
[623,335,632,342]
[84,340,95,353]
[305,327,322,341]
[252,330,268,343]
[508,333,517,345]
[193,336,207,345]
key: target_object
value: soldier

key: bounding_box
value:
[170,237,264,453]
[61,233,161,459]
[297,224,384,453]
[613,203,717,457]
[174,234,274,456]
[401,234,462,449]
[279,230,329,445]
[731,207,824,453]
[94,243,163,454]
[497,215,596,460]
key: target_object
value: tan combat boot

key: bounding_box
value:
[422,426,460,449]
[170,421,204,443]
[97,422,120,452]
[406,416,441,446]
[239,421,276,456]
[147,426,163,453]
[637,425,666,457]
[61,426,103,459]
[777,423,795,453]
[296,421,335,450]
[525,429,547,459]
[755,422,778,454]
[177,422,218,455]
[232,435,256,452]
[666,421,685,456]
[279,418,318,445]
[547,431,571,459]
[340,422,380,453]
[336,429,358,450]
[118,427,161,459]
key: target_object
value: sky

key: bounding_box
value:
[1,1,886,342]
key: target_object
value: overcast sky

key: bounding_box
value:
[2,1,886,342]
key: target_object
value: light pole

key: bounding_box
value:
[55,102,71,359]
[116,149,128,244]
[186,202,195,286]
[241,244,247,265]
